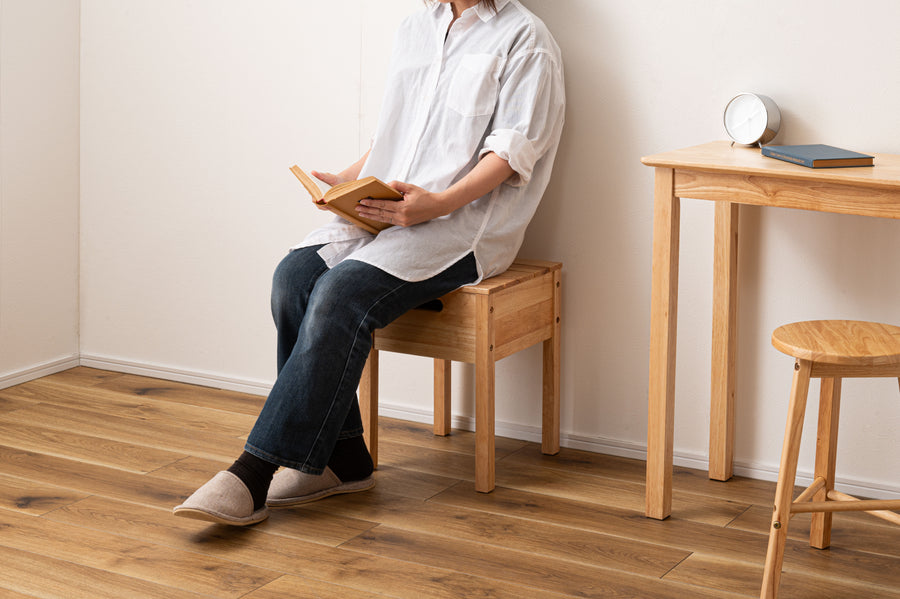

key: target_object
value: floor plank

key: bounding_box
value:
[39,366,125,388]
[0,544,210,599]
[0,473,90,516]
[242,575,394,599]
[0,445,197,509]
[341,526,745,599]
[0,420,186,474]
[302,491,691,577]
[2,379,257,437]
[94,373,266,415]
[665,553,900,599]
[0,403,245,462]
[0,507,279,598]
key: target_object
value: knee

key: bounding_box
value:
[270,257,295,311]
[270,249,326,321]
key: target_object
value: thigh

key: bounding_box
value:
[307,253,478,332]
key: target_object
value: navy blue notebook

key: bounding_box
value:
[761,144,874,168]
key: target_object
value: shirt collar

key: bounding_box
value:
[474,0,510,22]
[431,1,510,23]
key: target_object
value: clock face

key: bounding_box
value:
[724,93,769,145]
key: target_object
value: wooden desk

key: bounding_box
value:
[641,141,900,520]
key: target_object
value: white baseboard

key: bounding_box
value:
[0,355,80,390]
[8,355,900,500]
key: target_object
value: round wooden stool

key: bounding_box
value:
[761,320,900,598]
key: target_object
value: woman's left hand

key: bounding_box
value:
[356,180,446,228]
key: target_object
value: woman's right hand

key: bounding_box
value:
[310,151,370,209]
[310,171,348,210]
[312,170,347,186]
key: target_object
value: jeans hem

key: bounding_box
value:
[243,443,326,475]
[337,428,365,440]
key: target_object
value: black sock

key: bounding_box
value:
[227,451,279,511]
[327,436,374,482]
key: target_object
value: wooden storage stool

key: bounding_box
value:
[761,320,900,598]
[358,260,561,493]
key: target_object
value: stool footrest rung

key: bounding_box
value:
[791,489,900,519]
[792,477,826,506]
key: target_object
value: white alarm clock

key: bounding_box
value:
[723,93,781,146]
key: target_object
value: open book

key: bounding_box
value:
[290,166,403,234]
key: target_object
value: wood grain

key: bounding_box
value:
[0,544,210,599]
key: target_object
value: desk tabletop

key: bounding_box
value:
[642,141,900,191]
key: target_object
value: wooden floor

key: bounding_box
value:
[0,368,898,598]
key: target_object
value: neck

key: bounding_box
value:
[450,1,479,19]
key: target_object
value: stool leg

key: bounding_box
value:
[810,377,841,549]
[475,295,495,493]
[542,269,561,455]
[359,347,379,468]
[761,359,812,599]
[434,359,452,436]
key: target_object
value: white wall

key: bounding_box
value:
[0,0,80,384]
[10,0,900,497]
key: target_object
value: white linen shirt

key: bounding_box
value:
[295,0,565,283]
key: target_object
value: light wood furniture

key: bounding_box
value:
[642,141,900,520]
[761,320,900,598]
[359,260,562,493]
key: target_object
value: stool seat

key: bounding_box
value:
[772,320,900,366]
[761,319,900,598]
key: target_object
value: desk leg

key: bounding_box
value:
[709,202,739,481]
[647,167,679,520]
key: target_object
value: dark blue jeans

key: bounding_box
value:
[245,245,478,474]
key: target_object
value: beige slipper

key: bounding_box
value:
[173,471,268,526]
[266,466,374,507]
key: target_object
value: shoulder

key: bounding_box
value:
[496,1,561,60]
[398,3,439,34]
[391,5,441,55]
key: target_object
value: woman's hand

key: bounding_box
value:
[356,181,447,228]
[310,151,371,211]
[310,171,350,210]
[355,152,514,227]
[311,170,348,186]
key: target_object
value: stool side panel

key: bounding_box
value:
[374,337,474,362]
[494,299,555,359]
[495,327,554,361]
[375,317,476,362]
[492,274,554,318]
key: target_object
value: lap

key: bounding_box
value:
[307,253,477,329]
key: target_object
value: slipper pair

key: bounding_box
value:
[173,467,375,526]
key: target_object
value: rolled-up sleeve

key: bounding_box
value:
[481,49,565,186]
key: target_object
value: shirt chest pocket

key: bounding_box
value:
[447,53,503,118]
